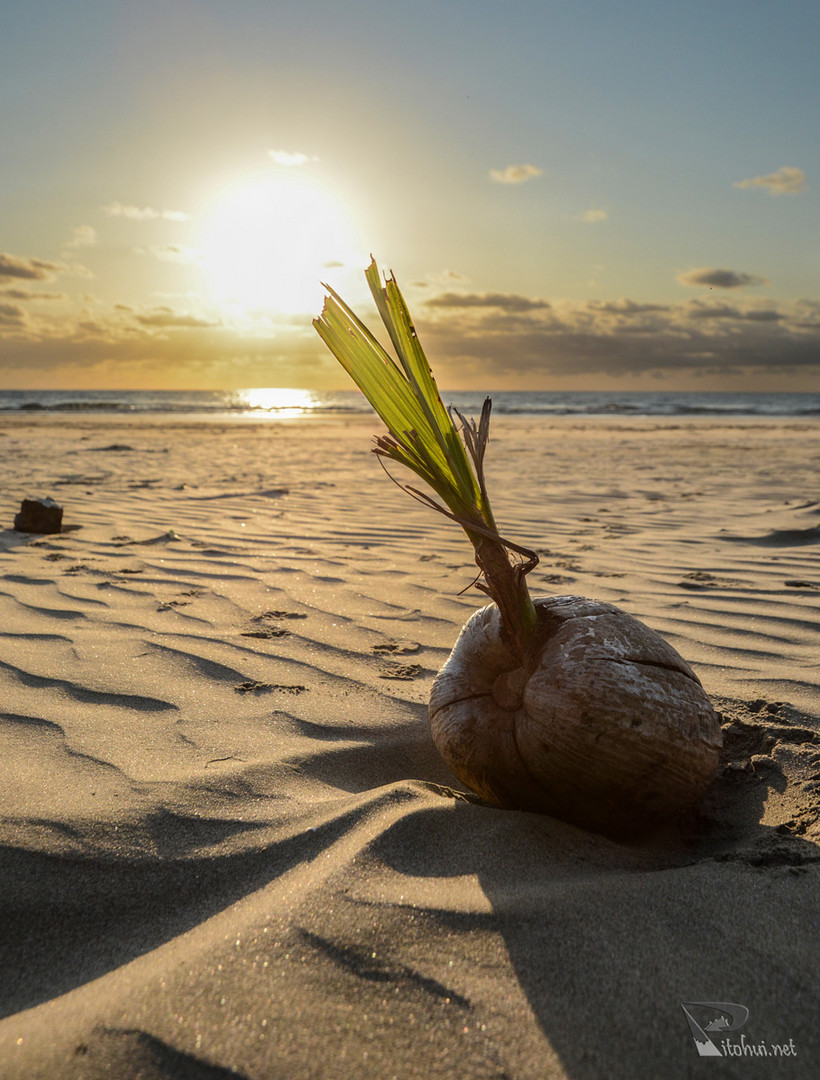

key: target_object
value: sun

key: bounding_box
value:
[197,170,362,320]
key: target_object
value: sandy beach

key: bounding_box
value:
[0,412,817,1078]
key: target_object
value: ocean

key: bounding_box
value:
[0,388,818,419]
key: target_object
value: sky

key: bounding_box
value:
[1,0,818,392]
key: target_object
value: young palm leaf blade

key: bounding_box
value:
[314,258,538,658]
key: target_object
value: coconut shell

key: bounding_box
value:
[428,596,722,837]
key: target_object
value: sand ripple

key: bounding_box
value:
[0,416,817,1078]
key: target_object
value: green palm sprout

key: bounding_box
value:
[314,259,538,658]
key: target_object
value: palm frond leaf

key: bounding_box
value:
[314,259,490,525]
[314,258,539,658]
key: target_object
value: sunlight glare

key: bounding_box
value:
[198,171,361,320]
[233,387,317,413]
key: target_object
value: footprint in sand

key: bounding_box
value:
[241,610,307,639]
[541,573,575,586]
[371,641,420,656]
[156,588,206,611]
[377,662,423,681]
[233,681,307,694]
[677,570,746,591]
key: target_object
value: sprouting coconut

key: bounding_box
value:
[314,260,722,837]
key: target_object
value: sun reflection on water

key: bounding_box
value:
[232,387,318,414]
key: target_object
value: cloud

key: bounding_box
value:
[413,286,820,384]
[742,308,785,322]
[686,301,784,322]
[134,244,201,265]
[1,288,65,301]
[0,252,65,282]
[136,307,220,329]
[0,302,26,326]
[733,166,807,196]
[579,209,608,224]
[0,303,328,389]
[685,302,740,319]
[64,261,94,280]
[65,225,97,250]
[425,292,550,313]
[413,269,470,289]
[677,268,769,289]
[589,299,670,315]
[268,149,316,167]
[1,283,817,391]
[102,202,190,221]
[489,164,543,185]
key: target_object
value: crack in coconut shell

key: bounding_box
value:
[429,596,723,838]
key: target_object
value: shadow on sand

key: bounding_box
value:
[0,697,817,1079]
